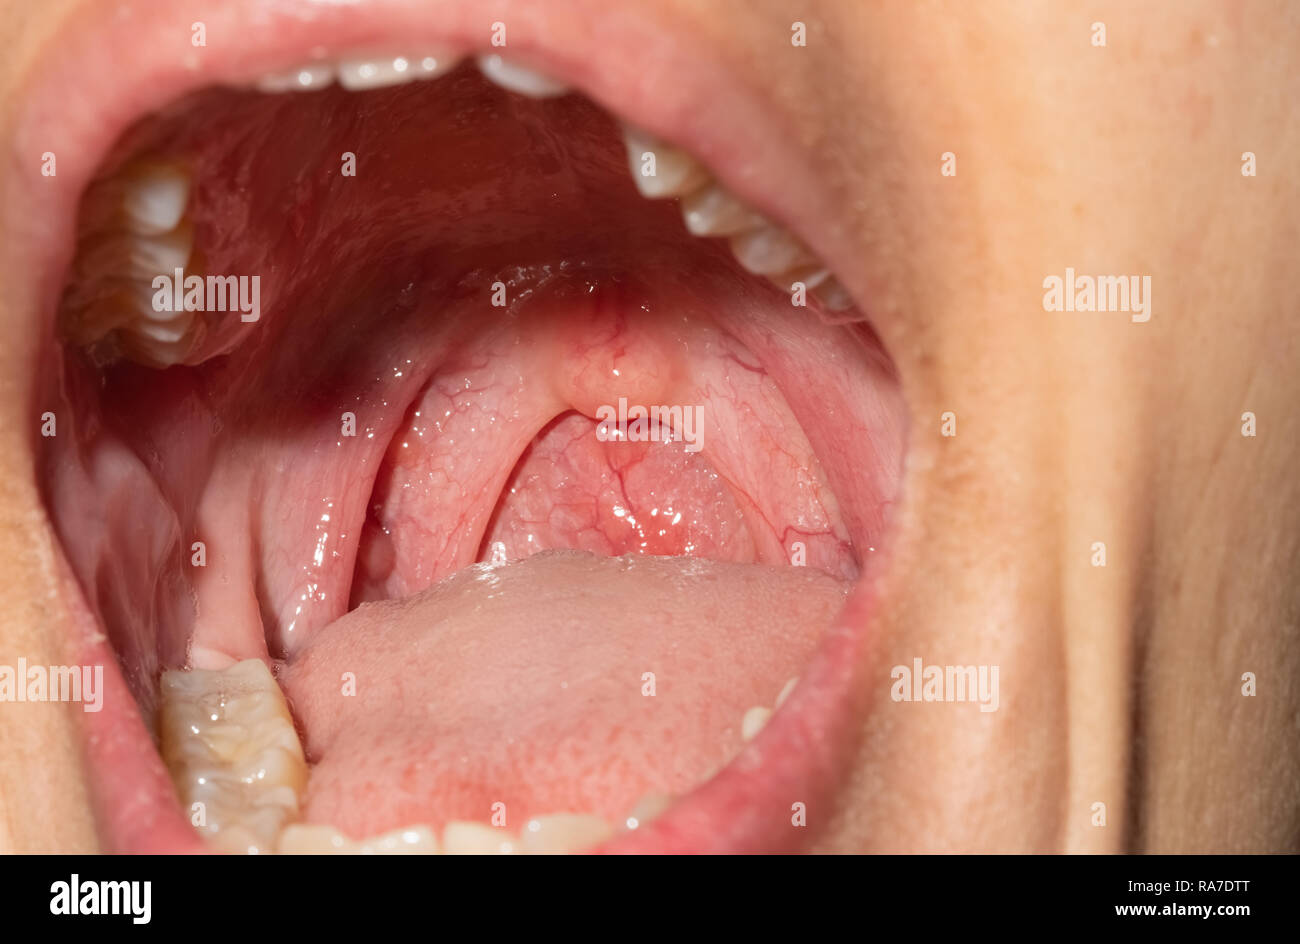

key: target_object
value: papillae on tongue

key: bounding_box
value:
[281,550,847,837]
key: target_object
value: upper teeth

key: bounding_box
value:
[254,51,572,99]
[617,124,856,314]
[65,51,858,370]
[60,161,203,366]
[475,54,571,98]
[339,53,461,91]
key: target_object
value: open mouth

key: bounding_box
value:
[25,2,907,854]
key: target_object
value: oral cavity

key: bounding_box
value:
[60,55,858,369]
[46,48,905,855]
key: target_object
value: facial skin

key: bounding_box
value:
[0,0,1296,853]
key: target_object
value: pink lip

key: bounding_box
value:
[17,0,885,854]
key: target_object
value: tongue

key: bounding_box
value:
[279,549,848,836]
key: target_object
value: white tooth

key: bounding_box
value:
[741,705,773,742]
[130,314,194,343]
[442,821,515,854]
[338,52,461,90]
[119,330,195,368]
[160,659,308,855]
[277,824,355,854]
[412,54,462,79]
[256,64,335,93]
[121,167,190,235]
[770,267,831,296]
[520,814,614,854]
[476,54,570,98]
[124,226,193,279]
[815,276,855,312]
[681,183,766,237]
[775,677,799,709]
[357,825,441,855]
[622,793,673,831]
[277,823,440,855]
[75,226,192,284]
[729,225,816,276]
[622,125,711,199]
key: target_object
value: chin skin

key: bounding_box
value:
[0,0,1297,853]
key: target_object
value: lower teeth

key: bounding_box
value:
[159,659,307,855]
[158,659,794,853]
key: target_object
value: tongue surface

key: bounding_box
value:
[280,550,848,837]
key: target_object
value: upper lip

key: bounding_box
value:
[12,0,885,853]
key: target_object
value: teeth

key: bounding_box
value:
[278,823,440,855]
[277,824,353,854]
[621,125,711,199]
[158,656,662,856]
[772,266,831,294]
[741,706,773,742]
[739,676,801,744]
[442,821,516,855]
[121,166,190,235]
[475,54,570,98]
[62,162,203,367]
[519,814,614,854]
[339,53,462,91]
[159,659,308,855]
[618,126,856,317]
[256,63,336,93]
[681,183,767,237]
[729,225,817,277]
[622,793,673,831]
[814,276,855,312]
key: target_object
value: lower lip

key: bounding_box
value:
[72,552,881,853]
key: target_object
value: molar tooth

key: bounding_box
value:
[119,330,197,368]
[814,276,856,312]
[769,267,831,296]
[121,166,190,235]
[442,821,515,854]
[729,225,817,276]
[160,659,308,854]
[130,314,194,344]
[519,814,614,854]
[476,54,570,98]
[256,63,335,93]
[681,183,766,237]
[741,705,773,742]
[119,225,193,279]
[622,125,711,199]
